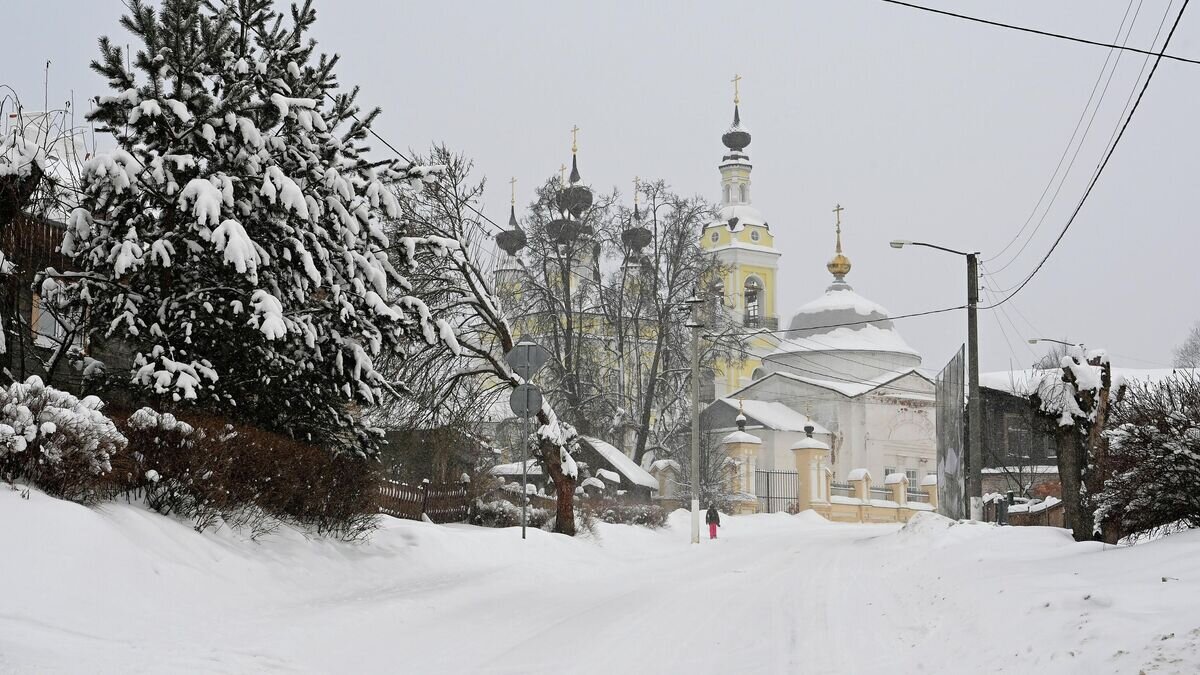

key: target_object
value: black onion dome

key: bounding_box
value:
[549,218,593,245]
[496,204,526,255]
[622,224,652,252]
[721,104,751,152]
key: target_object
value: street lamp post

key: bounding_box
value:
[890,240,983,520]
[685,293,706,544]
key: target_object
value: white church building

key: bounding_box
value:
[699,91,938,505]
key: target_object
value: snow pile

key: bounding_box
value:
[3,491,1199,674]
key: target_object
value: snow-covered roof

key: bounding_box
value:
[847,468,871,482]
[789,436,829,451]
[920,474,938,487]
[715,398,830,434]
[581,476,605,490]
[596,468,620,483]
[490,459,543,477]
[980,465,1058,475]
[778,285,918,357]
[649,459,680,475]
[772,324,918,358]
[883,472,908,485]
[980,367,1199,397]
[712,203,766,231]
[721,430,762,445]
[737,369,933,400]
[579,436,660,490]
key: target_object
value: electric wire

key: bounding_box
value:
[879,0,1200,66]
[981,0,1191,310]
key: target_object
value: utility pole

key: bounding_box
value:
[966,252,982,520]
[890,240,983,520]
[685,294,705,544]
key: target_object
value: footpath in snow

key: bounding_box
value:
[1,487,1198,674]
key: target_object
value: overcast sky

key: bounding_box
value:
[5,0,1199,373]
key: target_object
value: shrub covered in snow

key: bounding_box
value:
[469,499,551,529]
[0,376,125,502]
[114,408,378,540]
[580,498,667,528]
[59,0,455,452]
[1096,372,1200,539]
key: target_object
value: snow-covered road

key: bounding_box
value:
[3,489,1199,674]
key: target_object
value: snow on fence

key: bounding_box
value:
[377,480,469,524]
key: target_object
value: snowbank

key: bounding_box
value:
[3,488,1199,674]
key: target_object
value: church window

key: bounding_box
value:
[744,277,762,326]
[751,367,766,381]
[724,185,731,203]
[739,184,747,202]
[750,229,760,242]
[710,231,719,243]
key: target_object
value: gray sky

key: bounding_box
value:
[5,0,1199,372]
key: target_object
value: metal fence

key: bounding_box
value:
[869,487,891,502]
[377,480,469,523]
[754,470,797,513]
[906,490,930,503]
[830,482,854,498]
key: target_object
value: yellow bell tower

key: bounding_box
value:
[701,77,782,399]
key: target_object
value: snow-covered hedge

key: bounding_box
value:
[0,376,125,502]
[115,408,378,540]
[469,499,550,529]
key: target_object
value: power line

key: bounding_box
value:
[879,0,1200,66]
[708,304,966,340]
[985,0,1144,270]
[983,0,1191,310]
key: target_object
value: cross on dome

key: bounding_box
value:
[827,204,852,281]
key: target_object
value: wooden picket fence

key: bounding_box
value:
[377,480,470,524]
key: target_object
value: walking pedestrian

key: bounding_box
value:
[705,505,720,539]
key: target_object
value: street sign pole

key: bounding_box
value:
[505,337,552,541]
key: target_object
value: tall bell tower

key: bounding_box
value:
[701,77,783,398]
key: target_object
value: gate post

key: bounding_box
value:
[791,425,831,513]
[419,478,430,521]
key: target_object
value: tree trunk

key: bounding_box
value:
[632,327,668,467]
[542,448,577,536]
[1054,423,1092,541]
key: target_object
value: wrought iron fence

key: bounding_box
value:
[869,487,891,502]
[754,470,797,513]
[906,490,930,503]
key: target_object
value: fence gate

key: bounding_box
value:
[755,470,798,514]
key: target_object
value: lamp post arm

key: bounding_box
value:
[910,241,973,257]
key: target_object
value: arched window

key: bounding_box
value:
[744,277,763,326]
[723,185,731,203]
[739,184,748,202]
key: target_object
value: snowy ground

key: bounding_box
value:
[2,488,1198,674]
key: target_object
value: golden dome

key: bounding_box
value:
[827,252,851,279]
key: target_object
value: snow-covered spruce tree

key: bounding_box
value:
[62,0,452,451]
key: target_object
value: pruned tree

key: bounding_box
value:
[56,0,455,451]
[1174,320,1200,368]
[1096,371,1200,540]
[1030,348,1119,541]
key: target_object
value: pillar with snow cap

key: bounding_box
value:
[721,401,762,514]
[791,424,831,512]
